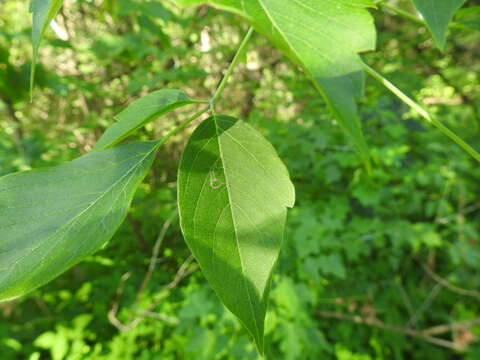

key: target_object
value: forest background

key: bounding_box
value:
[0,0,480,359]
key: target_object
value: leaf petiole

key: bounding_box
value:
[154,105,211,149]
[379,2,426,26]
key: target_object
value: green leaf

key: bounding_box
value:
[454,6,480,31]
[29,0,66,96]
[34,331,68,360]
[0,141,158,301]
[317,254,346,279]
[178,115,295,353]
[94,89,200,151]
[412,0,466,50]
[178,0,377,170]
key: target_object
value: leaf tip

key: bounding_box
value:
[254,335,265,357]
[435,39,447,52]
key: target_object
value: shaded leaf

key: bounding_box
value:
[412,0,466,50]
[29,0,65,93]
[0,141,158,301]
[141,2,176,21]
[94,89,200,150]
[178,115,295,353]
[454,6,480,31]
[317,254,346,279]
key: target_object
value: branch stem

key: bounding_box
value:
[421,263,480,299]
[210,26,254,109]
[363,63,480,164]
[316,311,467,352]
[155,106,210,149]
[380,3,425,26]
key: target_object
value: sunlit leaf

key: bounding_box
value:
[178,115,295,353]
[0,141,158,301]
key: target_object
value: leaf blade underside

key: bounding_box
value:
[0,141,157,301]
[94,89,199,151]
[412,0,466,50]
[178,115,295,353]
[177,0,377,169]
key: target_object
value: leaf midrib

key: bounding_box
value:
[2,146,155,284]
[0,151,148,194]
[213,116,261,340]
[256,0,353,92]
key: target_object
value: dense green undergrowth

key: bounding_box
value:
[1,0,480,359]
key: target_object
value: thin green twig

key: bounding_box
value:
[155,26,255,148]
[210,26,255,109]
[380,3,425,26]
[154,105,210,149]
[363,63,480,164]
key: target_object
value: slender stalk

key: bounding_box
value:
[316,310,467,352]
[363,63,480,164]
[380,3,425,26]
[210,26,255,109]
[30,61,36,102]
[154,27,255,147]
[134,211,179,306]
[154,105,210,149]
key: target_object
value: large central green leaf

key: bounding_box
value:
[177,0,377,169]
[178,115,295,352]
[0,141,157,301]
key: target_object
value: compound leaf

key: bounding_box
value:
[94,89,201,151]
[178,115,295,353]
[0,141,158,301]
[412,0,466,50]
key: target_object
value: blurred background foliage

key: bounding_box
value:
[1,0,480,359]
